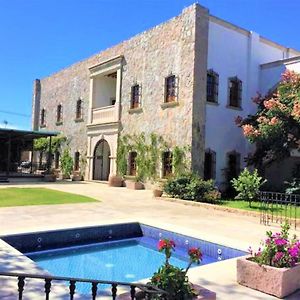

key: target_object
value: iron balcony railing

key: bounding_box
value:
[0,271,167,300]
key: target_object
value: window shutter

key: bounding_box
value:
[214,73,219,102]
[139,85,142,106]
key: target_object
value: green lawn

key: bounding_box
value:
[0,188,98,207]
[220,200,300,219]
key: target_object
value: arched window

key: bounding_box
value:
[204,149,216,180]
[56,104,63,123]
[207,70,219,103]
[228,77,242,108]
[226,151,241,181]
[162,151,173,178]
[164,75,178,103]
[74,151,80,171]
[40,108,46,126]
[128,151,137,176]
[76,99,82,119]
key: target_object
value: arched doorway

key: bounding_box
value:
[93,139,110,181]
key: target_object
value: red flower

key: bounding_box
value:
[188,247,202,263]
[158,239,175,251]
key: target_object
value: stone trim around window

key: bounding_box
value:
[160,101,179,109]
[128,107,143,114]
[55,121,63,126]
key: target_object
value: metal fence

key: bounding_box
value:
[0,271,167,300]
[259,191,300,229]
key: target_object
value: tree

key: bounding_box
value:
[60,148,73,177]
[235,70,300,169]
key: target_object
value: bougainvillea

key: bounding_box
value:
[236,70,300,168]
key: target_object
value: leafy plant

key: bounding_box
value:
[231,168,266,207]
[285,178,300,195]
[60,148,73,177]
[163,173,219,202]
[249,223,300,268]
[150,239,202,299]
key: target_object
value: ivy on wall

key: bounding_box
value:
[116,132,190,181]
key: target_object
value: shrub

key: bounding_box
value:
[150,239,202,299]
[285,179,300,195]
[231,168,266,207]
[249,223,300,268]
[60,148,73,177]
[163,173,219,202]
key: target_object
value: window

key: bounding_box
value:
[204,149,216,180]
[129,151,137,176]
[165,75,178,103]
[227,151,241,181]
[56,104,63,123]
[207,70,219,103]
[228,77,242,108]
[74,151,80,171]
[40,109,46,126]
[76,99,82,119]
[54,151,60,169]
[162,151,173,178]
[131,84,140,109]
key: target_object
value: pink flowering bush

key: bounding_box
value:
[249,223,300,268]
[235,70,300,167]
[150,238,202,299]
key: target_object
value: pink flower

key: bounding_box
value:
[269,117,279,125]
[273,251,284,262]
[275,238,288,247]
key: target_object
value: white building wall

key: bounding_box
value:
[204,20,298,186]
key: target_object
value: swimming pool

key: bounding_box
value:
[1,222,246,295]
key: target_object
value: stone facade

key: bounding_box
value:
[32,3,299,184]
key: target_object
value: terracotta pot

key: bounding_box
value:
[237,257,300,298]
[118,284,216,299]
[153,189,163,197]
[125,180,144,190]
[108,175,123,187]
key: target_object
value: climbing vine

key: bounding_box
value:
[116,132,189,182]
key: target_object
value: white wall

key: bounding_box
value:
[205,20,296,186]
[93,76,116,108]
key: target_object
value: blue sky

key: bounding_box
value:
[0,0,299,130]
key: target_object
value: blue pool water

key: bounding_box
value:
[27,237,217,294]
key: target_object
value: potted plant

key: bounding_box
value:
[125,174,144,190]
[108,174,123,187]
[153,181,164,197]
[71,170,83,181]
[237,223,300,298]
[43,169,57,182]
[60,148,73,179]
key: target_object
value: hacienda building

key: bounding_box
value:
[32,3,300,189]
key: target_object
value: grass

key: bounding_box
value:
[0,188,98,207]
[220,199,300,219]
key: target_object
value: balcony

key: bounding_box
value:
[90,105,119,125]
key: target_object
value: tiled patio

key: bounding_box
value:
[0,181,299,299]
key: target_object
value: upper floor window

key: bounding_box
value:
[162,151,173,178]
[56,104,63,124]
[131,84,141,109]
[165,75,178,103]
[74,151,80,171]
[228,77,242,108]
[204,149,216,180]
[207,70,219,103]
[128,151,137,176]
[76,99,83,120]
[40,108,46,126]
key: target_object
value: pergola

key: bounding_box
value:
[0,128,58,178]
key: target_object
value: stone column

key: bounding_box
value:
[32,79,41,130]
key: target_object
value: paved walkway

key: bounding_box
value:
[0,181,299,299]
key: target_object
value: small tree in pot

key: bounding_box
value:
[60,148,73,179]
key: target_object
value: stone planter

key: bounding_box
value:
[153,189,163,197]
[108,175,123,187]
[118,284,216,299]
[43,174,56,182]
[237,257,300,298]
[125,180,144,190]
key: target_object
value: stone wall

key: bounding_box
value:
[34,4,209,176]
